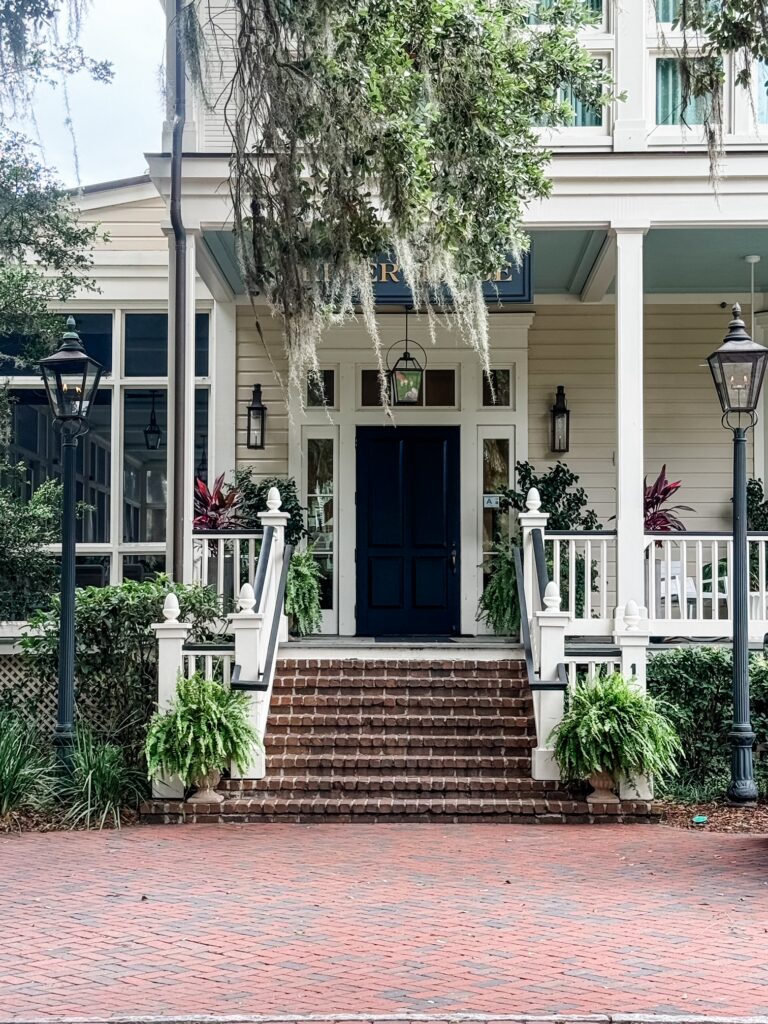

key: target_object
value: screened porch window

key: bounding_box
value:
[655,58,710,125]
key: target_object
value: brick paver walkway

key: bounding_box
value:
[1,824,768,1020]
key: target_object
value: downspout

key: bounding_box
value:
[170,0,187,581]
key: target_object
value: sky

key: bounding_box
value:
[13,0,167,189]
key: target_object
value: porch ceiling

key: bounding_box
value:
[201,226,768,300]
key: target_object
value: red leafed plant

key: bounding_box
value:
[644,465,693,532]
[193,475,242,530]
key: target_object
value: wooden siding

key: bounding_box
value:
[528,303,748,531]
[78,194,168,253]
[196,1,238,152]
[235,308,289,478]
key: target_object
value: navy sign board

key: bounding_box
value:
[370,251,532,306]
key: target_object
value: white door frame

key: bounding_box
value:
[288,313,532,635]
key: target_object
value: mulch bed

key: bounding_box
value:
[0,808,138,834]
[656,798,768,832]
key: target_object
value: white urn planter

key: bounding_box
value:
[188,770,224,804]
[586,770,619,804]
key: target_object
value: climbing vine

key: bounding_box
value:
[185,0,610,400]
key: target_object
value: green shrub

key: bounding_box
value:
[20,576,222,766]
[56,727,146,830]
[233,470,306,546]
[501,460,601,530]
[145,672,260,787]
[0,473,61,621]
[285,546,323,636]
[647,646,768,799]
[477,542,520,635]
[552,673,681,786]
[0,710,55,816]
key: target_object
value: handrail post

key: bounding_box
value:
[229,583,267,779]
[258,487,291,643]
[614,598,652,800]
[533,582,569,781]
[152,593,190,798]
[518,488,550,616]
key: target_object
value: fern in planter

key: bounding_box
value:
[477,543,520,636]
[552,673,681,787]
[145,673,259,788]
[285,546,324,636]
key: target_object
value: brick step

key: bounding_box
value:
[265,733,535,753]
[143,794,658,824]
[267,713,533,732]
[269,693,533,712]
[263,753,532,773]
[219,774,571,797]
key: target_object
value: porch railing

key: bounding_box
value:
[192,530,264,610]
[152,488,291,798]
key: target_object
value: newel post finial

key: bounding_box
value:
[266,486,282,511]
[238,582,256,613]
[162,592,180,622]
[624,599,640,631]
[526,487,541,512]
[543,581,561,611]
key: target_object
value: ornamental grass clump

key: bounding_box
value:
[552,673,682,787]
[145,673,260,788]
[56,727,146,830]
[0,710,56,817]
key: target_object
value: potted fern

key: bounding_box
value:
[551,673,681,803]
[145,673,260,804]
[285,546,324,636]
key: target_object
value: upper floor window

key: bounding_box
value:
[758,61,768,125]
[558,79,603,127]
[655,58,710,125]
[655,0,679,22]
[528,0,603,26]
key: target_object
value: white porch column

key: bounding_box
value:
[613,0,648,152]
[211,301,237,482]
[532,582,569,781]
[614,224,648,613]
[152,593,190,798]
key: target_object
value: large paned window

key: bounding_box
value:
[655,58,711,125]
[4,309,212,586]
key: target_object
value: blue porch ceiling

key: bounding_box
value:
[203,227,768,299]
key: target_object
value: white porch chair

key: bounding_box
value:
[657,560,697,618]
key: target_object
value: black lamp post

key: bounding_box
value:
[708,303,768,804]
[39,317,103,766]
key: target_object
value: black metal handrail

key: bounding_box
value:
[253,526,275,611]
[531,528,549,604]
[514,546,567,693]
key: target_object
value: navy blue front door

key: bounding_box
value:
[356,426,461,636]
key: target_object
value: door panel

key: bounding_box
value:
[356,426,460,635]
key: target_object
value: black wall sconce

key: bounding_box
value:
[247,383,267,450]
[550,385,570,453]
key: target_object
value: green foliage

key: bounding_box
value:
[145,672,260,787]
[56,727,146,830]
[0,127,102,365]
[501,460,601,530]
[186,1,610,397]
[477,542,520,636]
[647,646,768,798]
[285,546,323,637]
[0,471,61,620]
[0,709,55,816]
[552,673,682,785]
[747,477,768,531]
[233,470,306,546]
[20,577,222,765]
[0,2,112,114]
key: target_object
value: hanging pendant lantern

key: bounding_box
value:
[143,390,163,451]
[387,310,426,405]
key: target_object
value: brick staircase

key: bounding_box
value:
[143,658,657,824]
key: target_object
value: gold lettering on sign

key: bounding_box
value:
[486,266,513,283]
[379,261,400,283]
